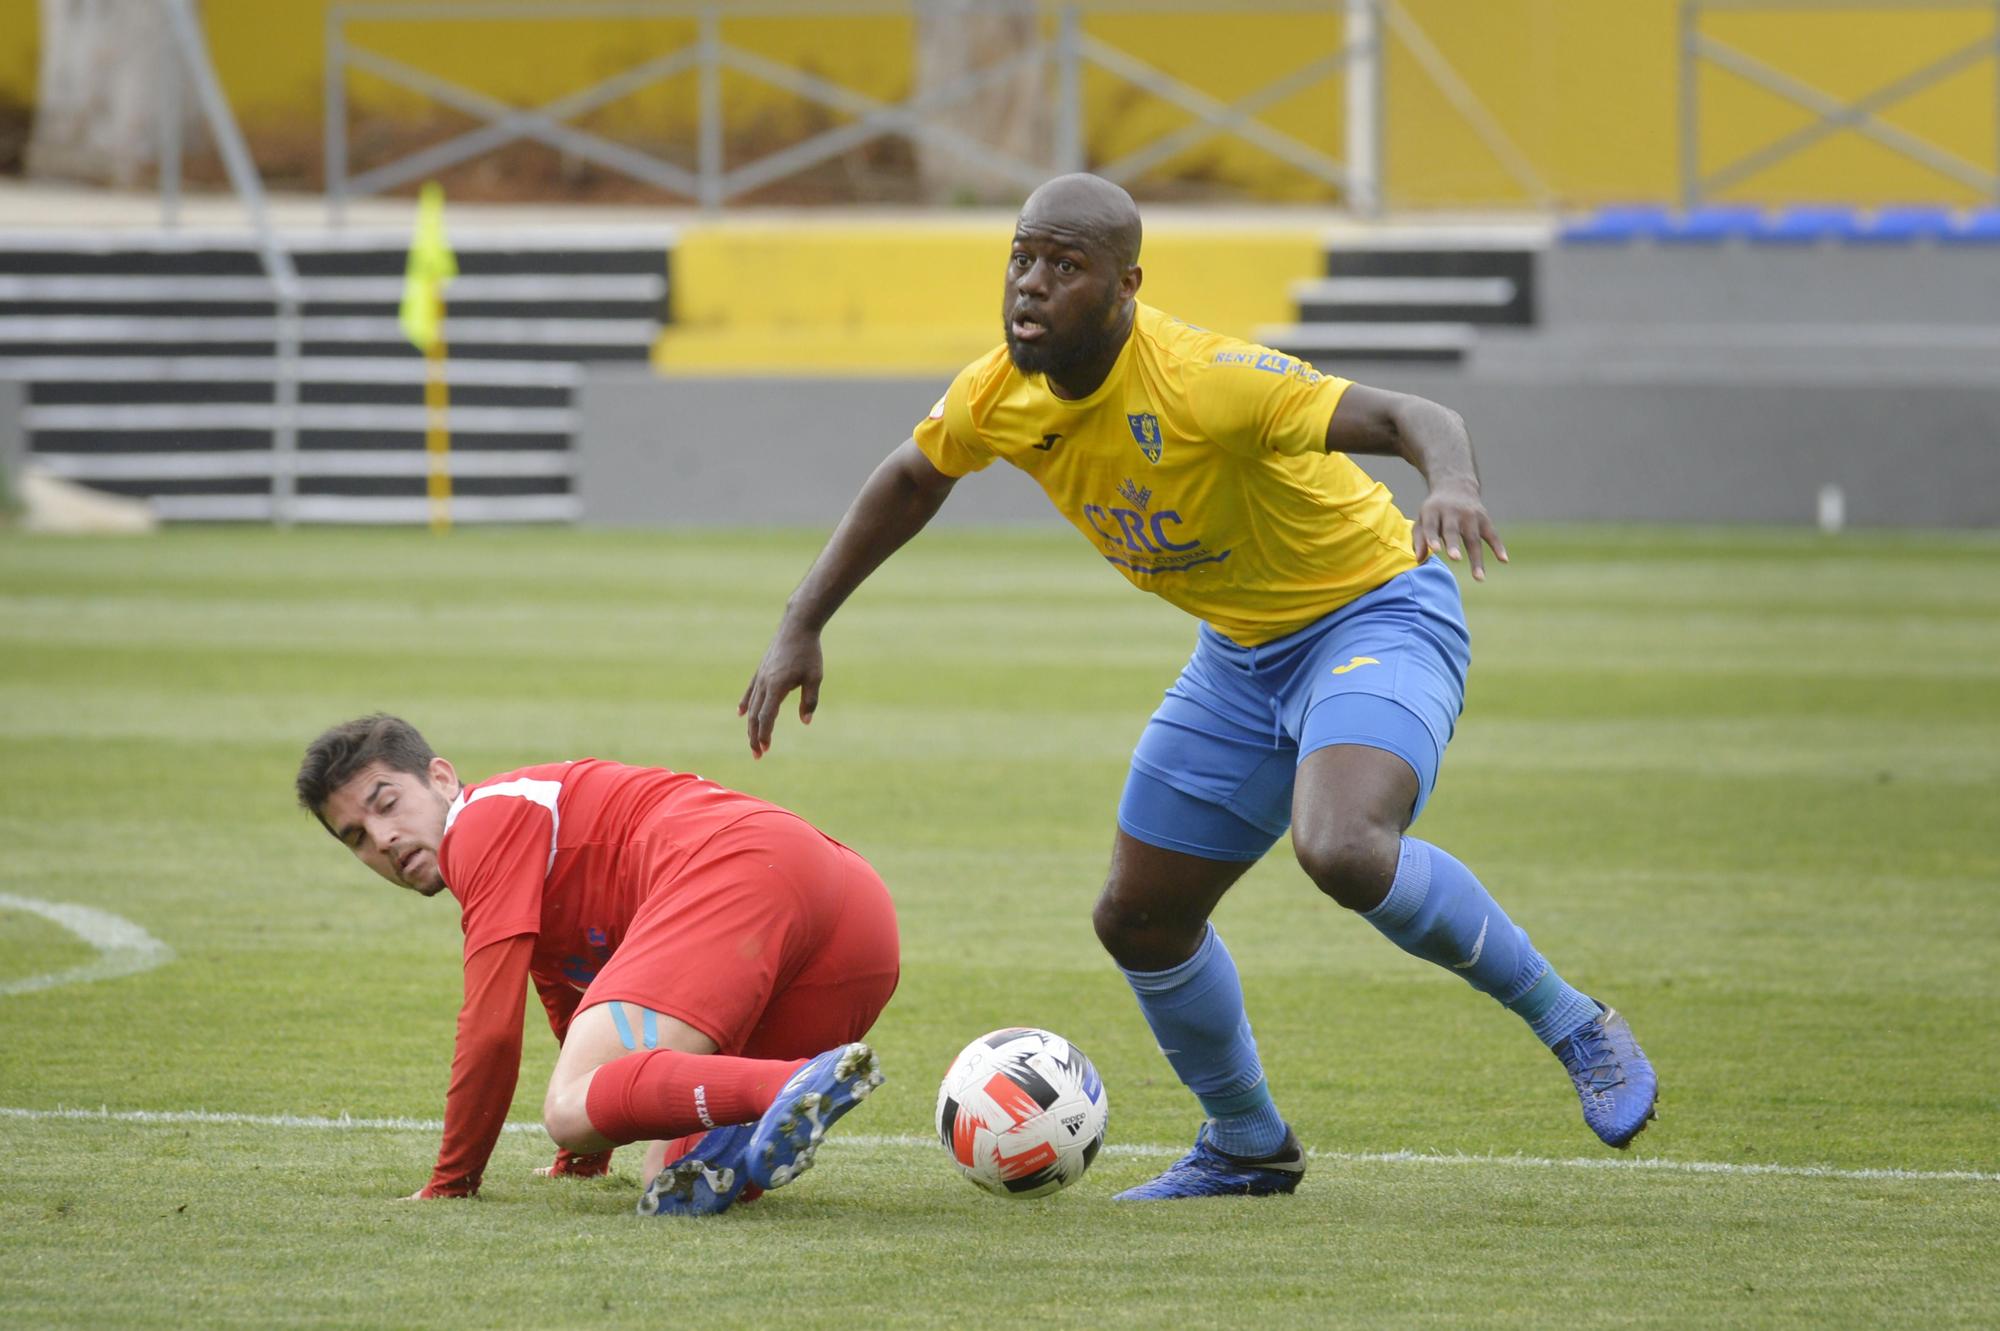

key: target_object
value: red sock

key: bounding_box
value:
[584,1049,808,1144]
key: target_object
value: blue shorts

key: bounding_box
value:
[1118,558,1471,862]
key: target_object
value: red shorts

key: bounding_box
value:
[577,810,900,1058]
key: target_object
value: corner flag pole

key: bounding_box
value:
[399,181,457,533]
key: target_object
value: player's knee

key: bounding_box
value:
[542,1084,595,1152]
[1092,881,1196,971]
[1090,884,1139,955]
[1293,825,1398,912]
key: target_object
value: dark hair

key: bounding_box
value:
[296,714,438,821]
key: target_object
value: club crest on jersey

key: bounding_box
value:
[1127,412,1163,463]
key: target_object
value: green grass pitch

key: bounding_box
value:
[1,523,1996,1329]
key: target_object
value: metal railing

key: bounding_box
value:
[321,0,1548,219]
[1681,0,2000,206]
[158,0,305,526]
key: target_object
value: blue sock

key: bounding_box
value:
[1363,838,1600,1048]
[1120,925,1289,1158]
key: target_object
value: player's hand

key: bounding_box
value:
[1413,481,1508,582]
[739,621,824,758]
[535,1148,613,1178]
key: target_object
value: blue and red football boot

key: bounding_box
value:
[744,1041,885,1191]
[635,1123,755,1218]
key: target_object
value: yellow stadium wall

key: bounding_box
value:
[653,216,1323,374]
[0,0,34,107]
[2,0,1995,207]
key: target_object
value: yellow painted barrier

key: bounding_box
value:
[653,215,1323,375]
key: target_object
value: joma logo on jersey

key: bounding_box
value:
[1127,412,1163,463]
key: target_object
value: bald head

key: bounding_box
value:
[1018,174,1142,269]
[1004,174,1144,394]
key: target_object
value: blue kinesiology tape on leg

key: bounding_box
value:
[608,1000,639,1052]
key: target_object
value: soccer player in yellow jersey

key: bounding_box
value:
[742,174,1657,1198]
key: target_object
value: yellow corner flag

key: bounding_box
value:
[399,180,457,353]
[400,182,458,533]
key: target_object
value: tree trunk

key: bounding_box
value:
[914,0,1051,205]
[27,0,198,188]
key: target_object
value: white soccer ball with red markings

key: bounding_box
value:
[935,1027,1109,1198]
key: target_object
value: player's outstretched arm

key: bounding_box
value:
[1326,383,1508,581]
[410,935,534,1199]
[740,439,958,757]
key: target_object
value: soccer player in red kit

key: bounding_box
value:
[296,714,901,1217]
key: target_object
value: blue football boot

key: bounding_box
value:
[744,1041,885,1191]
[1112,1123,1305,1201]
[635,1123,754,1218]
[1552,1004,1658,1148]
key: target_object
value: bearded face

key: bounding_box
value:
[1003,227,1130,387]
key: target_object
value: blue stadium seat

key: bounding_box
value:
[1657,205,1765,244]
[1940,207,2000,244]
[1559,201,1989,246]
[1751,205,1865,244]
[1558,205,1674,244]
[1857,206,1955,243]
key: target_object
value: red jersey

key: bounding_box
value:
[422,759,785,1196]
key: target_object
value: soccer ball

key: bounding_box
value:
[935,1027,1109,1198]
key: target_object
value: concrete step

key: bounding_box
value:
[1254,320,1476,363]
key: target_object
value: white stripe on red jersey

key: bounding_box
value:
[446,776,563,872]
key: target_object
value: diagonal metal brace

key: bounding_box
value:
[1080,34,1345,187]
[1093,45,1361,189]
[1696,31,1998,196]
[717,41,1055,198]
[343,43,705,197]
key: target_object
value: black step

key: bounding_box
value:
[1312,254,1536,325]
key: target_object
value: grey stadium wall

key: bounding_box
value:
[579,239,2000,530]
[577,370,2000,530]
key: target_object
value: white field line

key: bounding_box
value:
[2,1107,1994,1186]
[0,894,174,997]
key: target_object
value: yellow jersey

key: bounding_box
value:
[912,302,1419,646]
